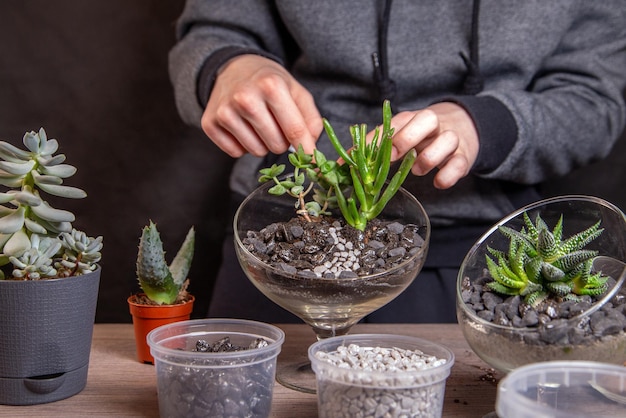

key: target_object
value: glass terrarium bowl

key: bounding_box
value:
[457,195,626,373]
[234,179,430,392]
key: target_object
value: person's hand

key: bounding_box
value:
[386,102,480,189]
[201,54,323,157]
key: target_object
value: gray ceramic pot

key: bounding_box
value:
[0,267,101,405]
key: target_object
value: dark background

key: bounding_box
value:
[1,0,624,323]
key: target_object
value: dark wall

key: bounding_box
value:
[1,1,624,323]
[0,0,233,322]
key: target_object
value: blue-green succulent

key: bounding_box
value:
[0,128,103,279]
[485,212,608,307]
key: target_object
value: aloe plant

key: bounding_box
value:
[0,128,103,279]
[136,221,195,305]
[485,212,609,307]
[259,100,417,231]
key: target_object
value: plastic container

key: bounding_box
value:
[147,318,285,418]
[497,361,626,418]
[308,334,454,418]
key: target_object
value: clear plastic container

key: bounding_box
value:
[147,318,285,418]
[308,334,454,418]
[497,361,626,418]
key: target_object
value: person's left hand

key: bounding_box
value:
[385,102,480,189]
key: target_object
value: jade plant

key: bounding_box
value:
[0,128,103,280]
[485,212,609,307]
[259,100,417,231]
[135,221,195,305]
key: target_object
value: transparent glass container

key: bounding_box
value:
[457,195,626,373]
[234,180,430,392]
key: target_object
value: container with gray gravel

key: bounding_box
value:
[308,334,454,418]
[147,318,285,418]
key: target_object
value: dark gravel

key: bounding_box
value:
[242,216,426,279]
[156,336,276,418]
[460,272,626,345]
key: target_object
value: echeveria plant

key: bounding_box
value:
[259,100,417,231]
[0,128,103,280]
[135,221,195,305]
[485,212,608,306]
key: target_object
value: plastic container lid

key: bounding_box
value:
[496,361,626,418]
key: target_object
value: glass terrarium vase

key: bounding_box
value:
[457,195,626,373]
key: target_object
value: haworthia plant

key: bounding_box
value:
[485,212,608,306]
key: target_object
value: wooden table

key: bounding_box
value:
[0,323,500,417]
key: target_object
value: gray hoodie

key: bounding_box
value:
[169,0,626,262]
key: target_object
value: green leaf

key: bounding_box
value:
[319,160,336,175]
[268,184,287,195]
[290,145,313,167]
[323,118,354,166]
[304,201,322,216]
[259,163,285,178]
[169,226,195,286]
[136,221,179,305]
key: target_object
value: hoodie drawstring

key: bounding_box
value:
[374,0,483,100]
[460,0,483,95]
[373,0,396,101]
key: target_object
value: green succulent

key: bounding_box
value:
[135,221,195,305]
[485,212,609,307]
[259,100,416,231]
[0,128,103,279]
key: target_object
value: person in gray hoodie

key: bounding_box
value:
[169,0,626,323]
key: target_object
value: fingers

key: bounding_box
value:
[385,103,479,190]
[267,84,322,155]
[432,153,471,189]
[410,129,460,174]
[201,55,322,158]
[204,99,279,157]
[389,110,439,161]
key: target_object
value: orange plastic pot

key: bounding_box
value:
[127,294,195,364]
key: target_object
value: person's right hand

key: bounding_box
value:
[201,54,322,157]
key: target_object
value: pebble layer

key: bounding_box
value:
[461,273,626,345]
[314,344,448,418]
[243,216,426,279]
[459,272,626,372]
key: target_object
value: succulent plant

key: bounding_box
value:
[259,100,417,231]
[485,212,609,307]
[0,128,103,280]
[136,221,195,305]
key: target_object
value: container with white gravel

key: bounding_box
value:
[308,334,454,418]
